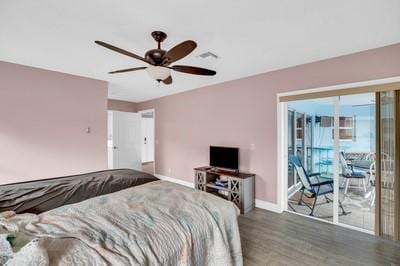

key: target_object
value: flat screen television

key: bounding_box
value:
[210,146,239,170]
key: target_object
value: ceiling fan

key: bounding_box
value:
[95,31,216,85]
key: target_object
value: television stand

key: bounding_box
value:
[194,166,255,214]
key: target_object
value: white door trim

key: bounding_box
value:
[276,97,287,213]
[277,76,400,98]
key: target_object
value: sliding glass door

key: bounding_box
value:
[337,93,376,232]
[286,94,376,233]
[283,81,400,238]
[287,98,334,220]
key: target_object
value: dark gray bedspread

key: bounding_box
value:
[0,169,158,214]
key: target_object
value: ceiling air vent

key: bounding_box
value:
[198,51,219,59]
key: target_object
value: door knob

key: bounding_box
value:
[113,146,118,150]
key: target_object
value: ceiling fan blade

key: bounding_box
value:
[162,75,173,85]
[109,67,147,74]
[163,40,197,65]
[170,65,216,76]
[95,41,150,64]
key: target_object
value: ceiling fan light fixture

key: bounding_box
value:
[146,66,170,81]
[95,31,216,85]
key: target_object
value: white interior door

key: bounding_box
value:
[107,111,114,169]
[141,113,154,163]
[108,111,141,170]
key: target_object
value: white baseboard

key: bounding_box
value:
[155,174,282,213]
[155,174,195,188]
[255,199,282,213]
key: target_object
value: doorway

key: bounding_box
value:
[278,78,400,239]
[107,111,142,170]
[139,109,155,174]
[108,109,156,175]
[286,94,375,232]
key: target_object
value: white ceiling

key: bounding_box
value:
[1,1,399,102]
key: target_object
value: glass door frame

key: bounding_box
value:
[333,96,340,225]
[287,108,307,196]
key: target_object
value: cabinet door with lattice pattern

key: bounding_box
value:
[229,178,242,211]
[195,171,207,191]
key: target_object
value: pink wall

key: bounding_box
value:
[0,61,108,185]
[108,99,137,113]
[138,43,400,203]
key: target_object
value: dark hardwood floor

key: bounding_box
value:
[239,208,400,266]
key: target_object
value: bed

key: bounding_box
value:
[0,169,242,265]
